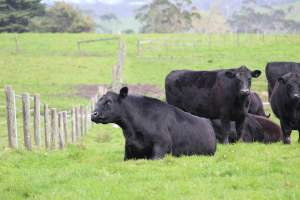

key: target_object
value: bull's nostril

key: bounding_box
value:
[92,112,98,117]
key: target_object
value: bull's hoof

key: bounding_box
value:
[283,137,291,144]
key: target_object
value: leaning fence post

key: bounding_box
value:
[58,112,65,149]
[4,86,18,149]
[22,93,31,150]
[33,94,41,147]
[51,108,57,149]
[63,111,68,145]
[44,104,50,149]
[72,107,76,143]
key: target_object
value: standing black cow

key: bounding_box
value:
[165,66,261,143]
[270,73,300,144]
[248,92,270,118]
[266,62,300,99]
[91,87,216,160]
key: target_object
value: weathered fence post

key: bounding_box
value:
[62,111,68,145]
[80,106,84,136]
[22,93,31,150]
[44,104,50,149]
[84,106,88,134]
[51,108,57,149]
[33,94,41,147]
[15,34,20,53]
[58,112,65,149]
[77,42,82,56]
[75,107,80,139]
[112,40,125,92]
[72,107,76,143]
[4,86,18,149]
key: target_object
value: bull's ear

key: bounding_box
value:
[225,71,235,79]
[278,77,287,84]
[251,70,261,78]
[119,87,128,98]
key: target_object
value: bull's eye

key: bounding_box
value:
[105,100,112,106]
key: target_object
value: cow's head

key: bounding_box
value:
[278,73,300,101]
[91,87,128,124]
[225,66,261,97]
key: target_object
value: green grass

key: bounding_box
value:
[0,33,300,199]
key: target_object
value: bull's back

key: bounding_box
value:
[165,69,219,116]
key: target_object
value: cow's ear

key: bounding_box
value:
[225,71,235,79]
[119,87,128,98]
[278,77,287,84]
[251,70,261,78]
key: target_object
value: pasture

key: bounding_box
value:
[0,33,300,199]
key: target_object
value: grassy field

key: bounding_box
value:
[0,33,300,199]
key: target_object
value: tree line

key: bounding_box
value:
[0,0,299,33]
[0,0,95,33]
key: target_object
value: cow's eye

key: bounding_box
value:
[106,100,112,105]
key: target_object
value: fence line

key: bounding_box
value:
[3,85,106,151]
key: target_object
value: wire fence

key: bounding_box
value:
[2,85,108,150]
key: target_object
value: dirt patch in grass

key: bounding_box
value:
[75,84,164,99]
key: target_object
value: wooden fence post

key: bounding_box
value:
[33,94,41,147]
[22,93,31,150]
[58,112,64,149]
[84,106,88,134]
[75,107,80,139]
[80,106,84,136]
[15,34,20,53]
[51,108,57,149]
[4,86,18,149]
[72,107,76,143]
[112,40,125,92]
[63,111,68,145]
[44,104,50,149]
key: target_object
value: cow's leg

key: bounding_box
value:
[151,143,170,160]
[220,119,231,144]
[298,128,300,143]
[236,118,246,141]
[281,121,292,144]
[124,144,134,161]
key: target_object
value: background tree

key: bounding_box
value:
[30,1,95,33]
[0,0,45,32]
[228,0,300,33]
[192,0,229,33]
[135,0,200,33]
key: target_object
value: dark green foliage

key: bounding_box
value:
[30,1,96,33]
[0,0,45,32]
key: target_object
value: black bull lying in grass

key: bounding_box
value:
[211,114,282,143]
[91,87,216,160]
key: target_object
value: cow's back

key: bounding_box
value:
[165,69,221,117]
[266,62,300,97]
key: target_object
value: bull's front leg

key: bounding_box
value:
[281,120,292,144]
[220,119,231,144]
[236,118,246,141]
[151,143,170,160]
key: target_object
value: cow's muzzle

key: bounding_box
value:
[240,89,250,96]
